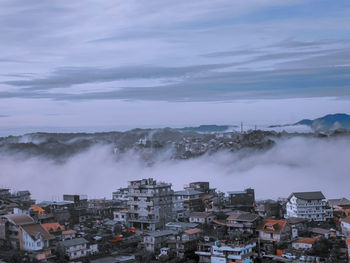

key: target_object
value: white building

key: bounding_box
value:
[196,241,256,263]
[286,191,333,221]
[341,216,350,237]
[57,238,89,260]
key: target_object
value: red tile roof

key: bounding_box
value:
[293,236,320,245]
[42,222,65,233]
[257,219,287,234]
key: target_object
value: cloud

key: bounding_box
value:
[0,136,349,201]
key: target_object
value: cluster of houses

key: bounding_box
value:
[1,179,350,262]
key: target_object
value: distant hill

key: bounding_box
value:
[178,125,237,133]
[295,113,350,131]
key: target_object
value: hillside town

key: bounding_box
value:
[1,179,350,263]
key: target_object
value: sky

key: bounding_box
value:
[1,0,350,134]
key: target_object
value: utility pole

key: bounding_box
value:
[241,122,243,133]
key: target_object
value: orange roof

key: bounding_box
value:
[294,236,320,244]
[42,222,65,233]
[184,228,201,235]
[31,205,45,215]
[257,219,287,234]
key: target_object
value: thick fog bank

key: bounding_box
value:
[0,136,349,201]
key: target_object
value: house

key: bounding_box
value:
[286,191,333,221]
[57,237,90,260]
[189,212,215,224]
[292,236,320,250]
[341,216,350,237]
[227,188,255,212]
[196,240,256,263]
[256,219,290,243]
[226,213,260,238]
[168,228,202,258]
[0,214,54,251]
[286,217,308,239]
[21,223,54,251]
[61,229,76,240]
[143,230,177,253]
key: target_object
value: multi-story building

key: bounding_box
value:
[256,219,290,243]
[341,216,350,237]
[57,238,90,260]
[226,213,261,239]
[227,188,255,212]
[127,178,173,231]
[173,189,203,220]
[285,191,333,221]
[0,214,54,254]
[196,240,256,263]
[143,230,177,253]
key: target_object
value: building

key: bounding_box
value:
[57,237,90,260]
[186,182,215,195]
[127,178,173,231]
[113,209,128,224]
[189,212,215,224]
[227,188,255,212]
[341,216,350,237]
[256,219,289,243]
[0,214,54,251]
[143,230,177,253]
[196,241,256,263]
[226,213,261,238]
[286,191,333,221]
[286,217,308,239]
[292,236,320,250]
[168,228,202,258]
[173,188,203,219]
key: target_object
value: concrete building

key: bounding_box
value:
[256,219,290,243]
[226,213,261,238]
[127,178,173,231]
[292,236,319,250]
[341,216,350,237]
[143,230,177,253]
[286,191,333,221]
[168,228,202,258]
[57,237,90,260]
[189,212,215,224]
[196,241,256,263]
[227,188,255,212]
[173,189,203,220]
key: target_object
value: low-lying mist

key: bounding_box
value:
[0,136,349,201]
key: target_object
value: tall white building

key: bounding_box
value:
[286,191,333,221]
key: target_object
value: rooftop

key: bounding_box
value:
[174,189,203,196]
[21,223,55,240]
[2,214,34,225]
[58,237,88,247]
[289,191,325,200]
